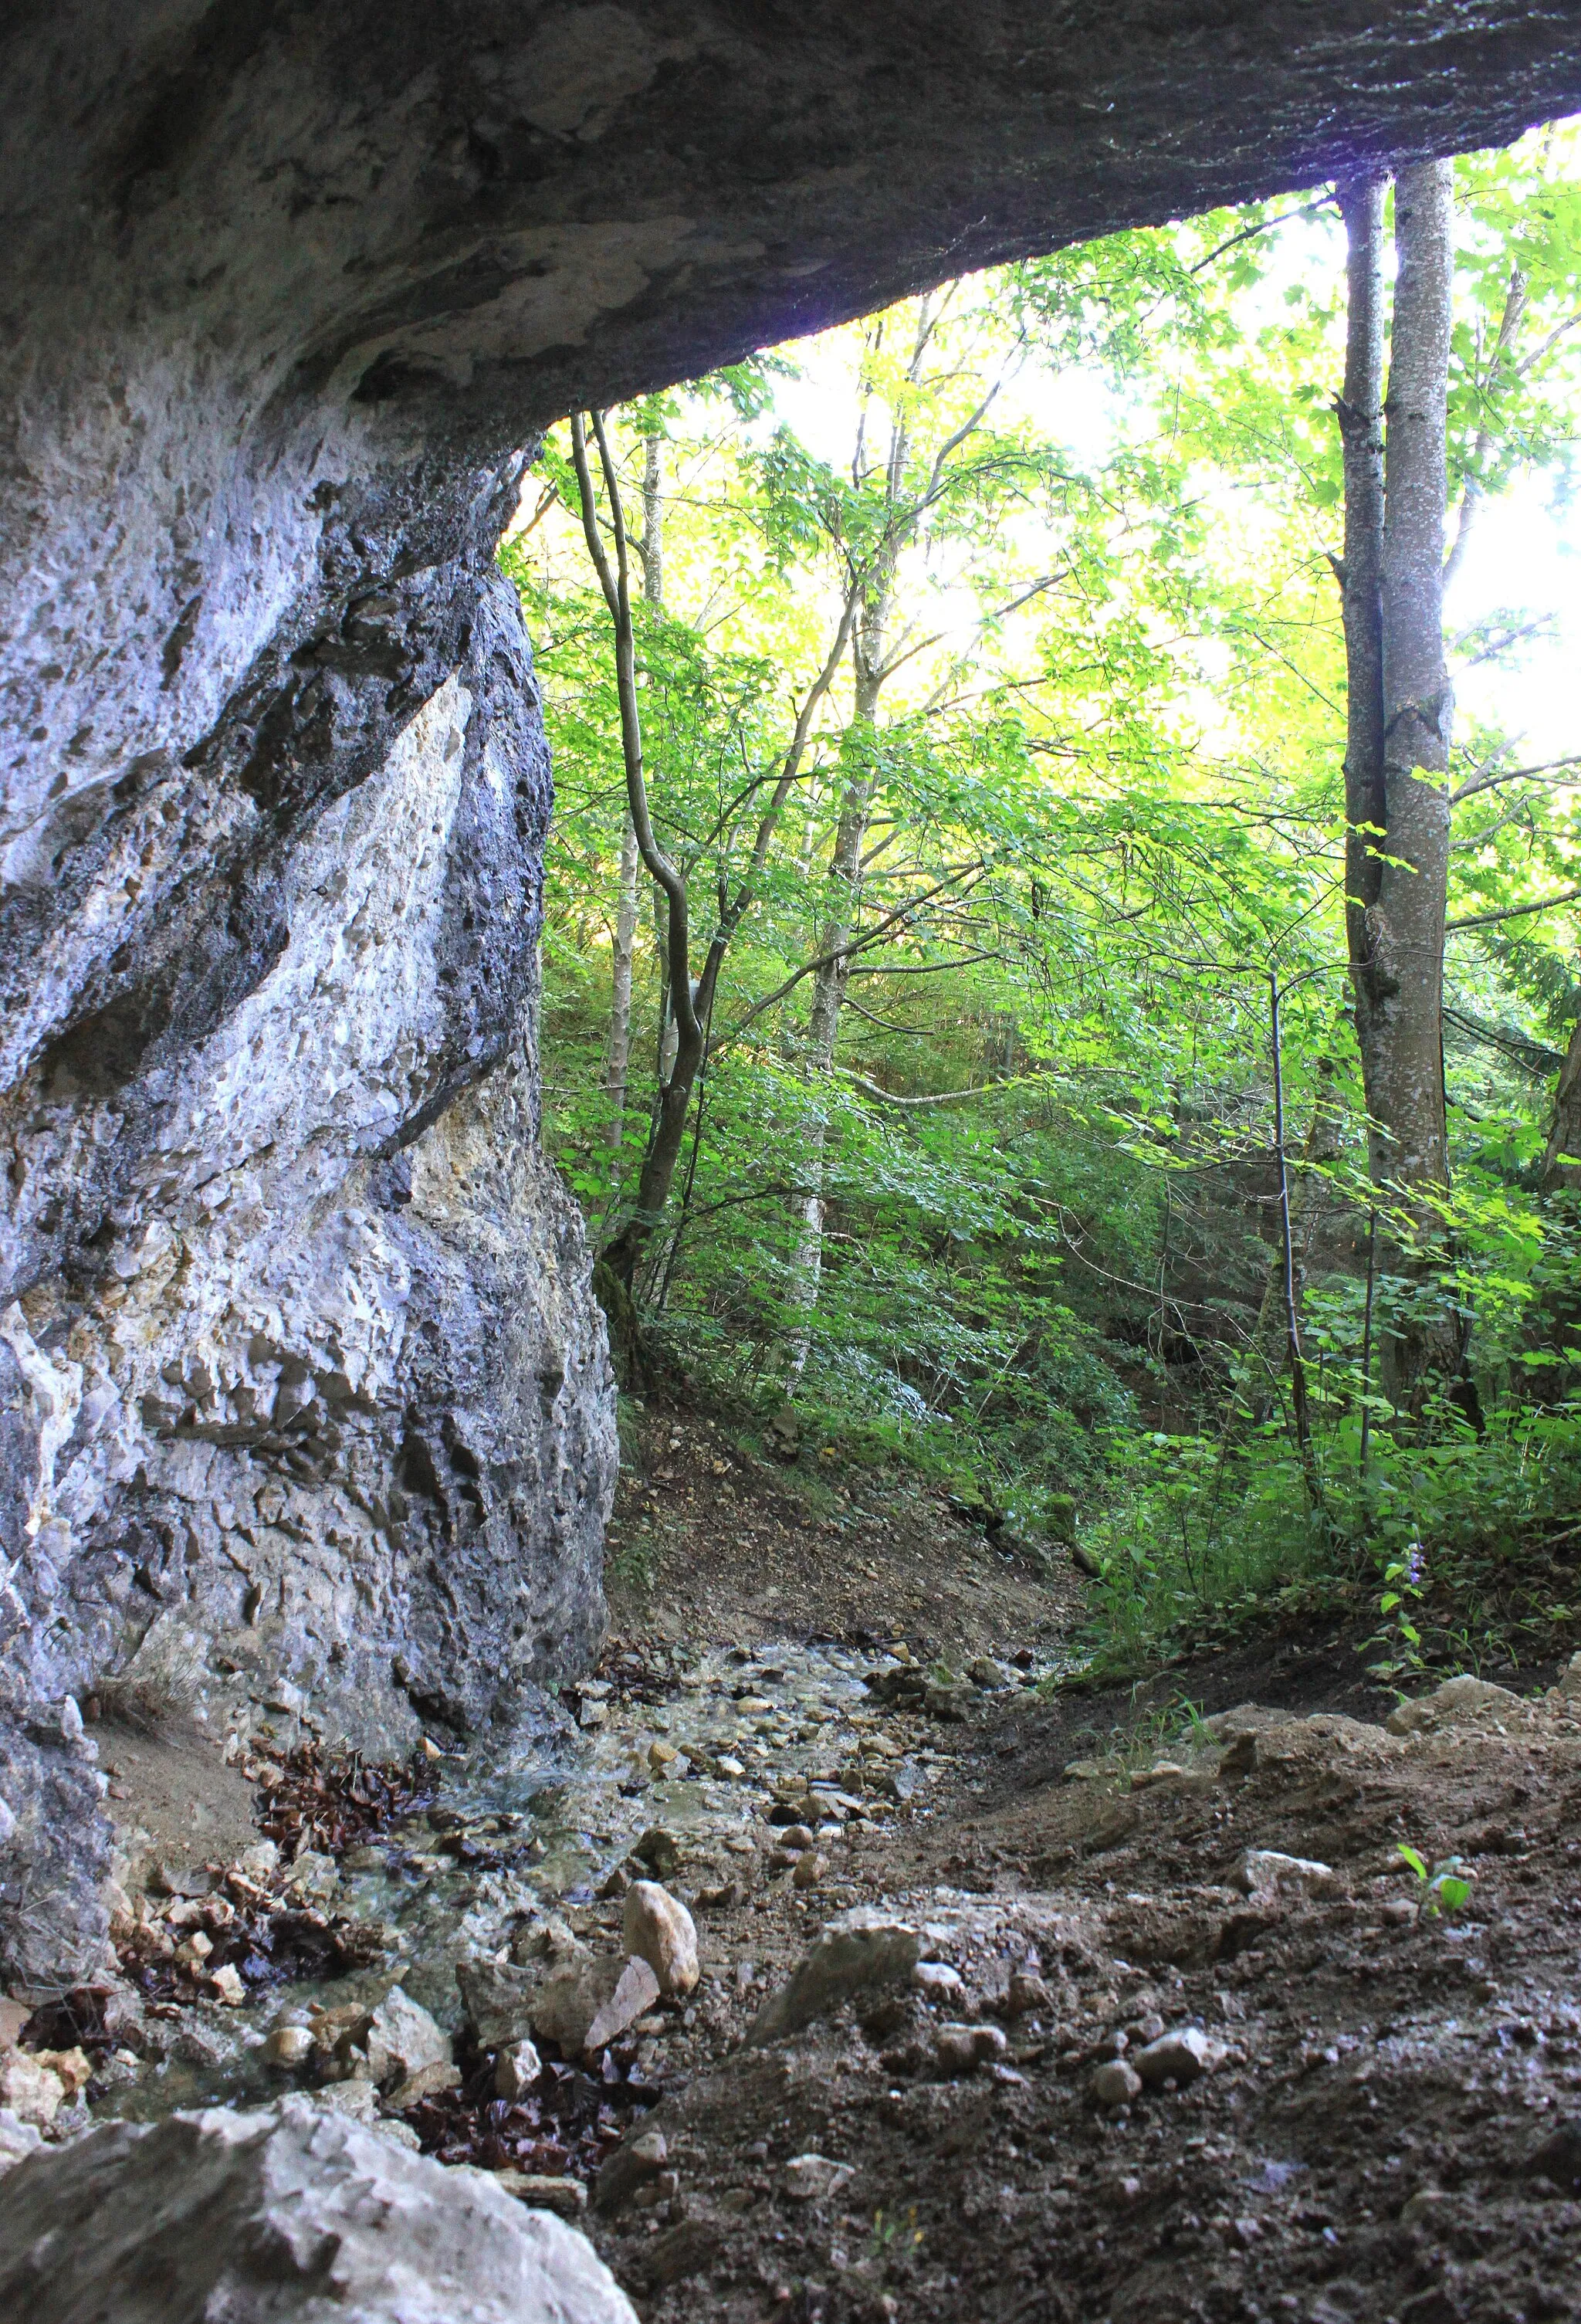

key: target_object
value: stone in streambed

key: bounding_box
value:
[364,1987,452,2088]
[622,1882,698,1997]
[459,1959,549,2048]
[533,1956,661,2057]
[0,2054,64,2128]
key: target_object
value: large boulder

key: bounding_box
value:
[0,2099,638,2323]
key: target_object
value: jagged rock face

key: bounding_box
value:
[4,4,1579,1983]
[1,561,615,1986]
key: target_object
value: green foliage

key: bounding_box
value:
[503,125,1581,1664]
[1396,1845,1474,1917]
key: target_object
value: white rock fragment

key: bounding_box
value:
[364,1987,452,2088]
[1237,1848,1343,1900]
[784,2153,854,2202]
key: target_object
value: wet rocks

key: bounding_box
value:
[363,1988,452,2089]
[0,2099,638,2322]
[459,1959,550,2049]
[532,1956,662,2058]
[750,1909,920,2045]
[0,2112,42,2177]
[622,1882,699,1997]
[0,2052,65,2128]
[262,2024,314,2069]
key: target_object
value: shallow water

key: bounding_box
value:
[100,1635,969,2122]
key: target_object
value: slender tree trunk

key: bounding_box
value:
[1245,1058,1340,1426]
[784,600,886,1384]
[606,811,640,1157]
[1336,171,1389,1091]
[1375,160,1455,1411]
[605,438,666,1164]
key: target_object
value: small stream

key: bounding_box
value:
[96,1636,1021,2127]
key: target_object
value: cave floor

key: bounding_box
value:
[42,1411,1581,2319]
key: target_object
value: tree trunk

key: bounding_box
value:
[1336,174,1388,1049]
[1542,1015,1581,1189]
[783,598,886,1384]
[1374,158,1454,1194]
[1335,161,1456,1414]
[606,810,640,1157]
[605,438,665,1163]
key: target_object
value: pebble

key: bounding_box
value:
[208,1964,246,2006]
[494,2038,543,2099]
[0,2054,65,2127]
[624,1880,699,1997]
[1238,1849,1342,1900]
[935,2023,1009,2074]
[791,1852,828,1889]
[1091,2059,1143,2107]
[594,2127,669,2215]
[913,1960,964,2000]
[1006,1970,1051,2017]
[263,2024,315,2068]
[384,2059,462,2110]
[1132,2026,1224,2089]
[784,2153,854,2201]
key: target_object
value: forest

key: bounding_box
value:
[506,127,1581,1690]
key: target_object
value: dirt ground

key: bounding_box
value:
[52,1402,1581,2322]
[589,1407,1581,2324]
[604,1404,1085,1663]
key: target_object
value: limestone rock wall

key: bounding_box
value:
[1,561,616,1987]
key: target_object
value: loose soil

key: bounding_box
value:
[39,1403,1581,2322]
